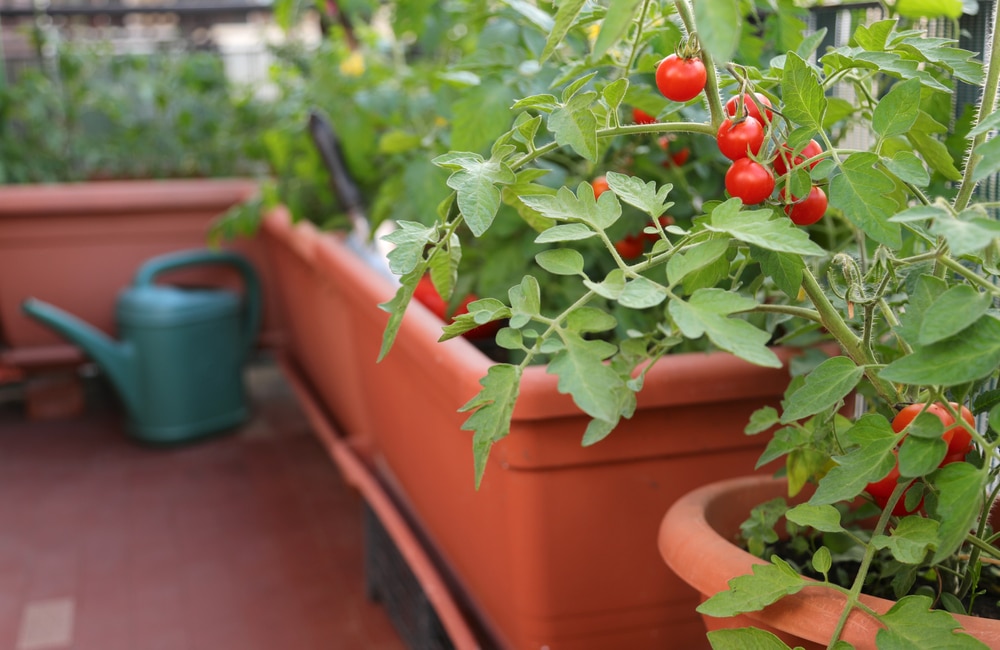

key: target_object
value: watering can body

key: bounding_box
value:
[22,249,261,444]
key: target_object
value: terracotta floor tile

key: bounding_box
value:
[0,360,408,650]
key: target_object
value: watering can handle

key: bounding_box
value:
[133,249,262,353]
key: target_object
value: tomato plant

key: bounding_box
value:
[592,175,610,198]
[724,158,774,204]
[716,116,765,161]
[780,186,827,226]
[655,54,706,102]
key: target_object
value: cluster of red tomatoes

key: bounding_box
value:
[413,274,502,340]
[646,53,829,226]
[864,402,975,516]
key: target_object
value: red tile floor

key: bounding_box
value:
[0,358,407,650]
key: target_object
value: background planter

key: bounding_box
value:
[658,475,1000,649]
[262,209,815,650]
[0,178,283,370]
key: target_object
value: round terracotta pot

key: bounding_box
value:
[658,475,1000,649]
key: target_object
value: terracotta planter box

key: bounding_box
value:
[261,208,808,649]
[0,179,283,368]
[658,475,1000,649]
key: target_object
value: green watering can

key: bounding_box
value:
[22,249,261,444]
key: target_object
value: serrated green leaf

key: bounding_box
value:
[873,78,921,138]
[520,184,622,229]
[781,52,827,133]
[929,214,1000,256]
[697,558,807,617]
[436,153,516,237]
[871,517,940,564]
[547,332,626,422]
[694,0,741,64]
[377,269,422,361]
[929,462,987,563]
[781,357,864,424]
[876,595,990,649]
[461,364,523,488]
[381,220,438,275]
[746,406,780,435]
[880,315,1000,386]
[919,284,993,345]
[786,503,845,534]
[706,199,826,256]
[511,93,560,112]
[592,0,642,60]
[972,135,1000,182]
[549,91,599,161]
[605,171,673,219]
[888,205,948,223]
[668,289,782,368]
[811,414,897,505]
[601,78,629,115]
[908,130,963,181]
[830,152,902,247]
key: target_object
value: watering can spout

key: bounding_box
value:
[21,298,139,414]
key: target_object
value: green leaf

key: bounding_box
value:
[381,220,438,275]
[929,462,987,563]
[601,78,629,115]
[584,268,626,300]
[535,223,597,244]
[884,151,931,187]
[919,284,993,345]
[502,0,554,33]
[520,184,622,229]
[929,213,1000,256]
[829,152,902,247]
[549,91,599,161]
[971,135,1000,182]
[377,269,421,361]
[753,248,805,299]
[668,289,782,368]
[508,275,541,328]
[451,82,518,154]
[697,558,806,617]
[706,628,796,650]
[780,357,864,424]
[876,595,990,649]
[898,435,946,477]
[605,171,673,219]
[435,152,516,237]
[888,205,948,223]
[785,503,845,534]
[873,78,921,138]
[896,0,962,19]
[547,332,625,423]
[540,0,586,62]
[694,0,741,64]
[780,52,827,134]
[619,276,667,309]
[535,248,586,276]
[461,364,523,488]
[880,315,1000,386]
[745,406,780,435]
[706,199,825,256]
[566,307,618,333]
[908,130,963,182]
[872,517,939,565]
[592,0,642,61]
[666,239,731,287]
[811,414,897,505]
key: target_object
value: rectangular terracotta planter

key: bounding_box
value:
[0,179,283,368]
[262,208,802,650]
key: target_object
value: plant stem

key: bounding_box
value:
[672,0,725,127]
[953,0,1000,212]
[800,267,900,405]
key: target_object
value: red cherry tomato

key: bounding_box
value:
[655,54,707,102]
[717,116,766,161]
[725,92,773,124]
[615,235,644,260]
[865,456,922,517]
[670,147,691,166]
[725,159,774,205]
[781,186,828,226]
[632,108,657,124]
[892,402,976,459]
[772,139,823,176]
[592,176,610,199]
